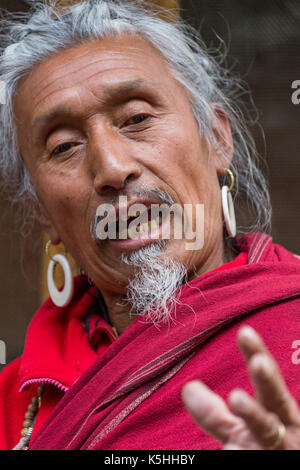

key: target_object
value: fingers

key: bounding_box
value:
[182,327,300,451]
[182,380,241,444]
[229,388,287,449]
[237,326,300,425]
[237,325,268,361]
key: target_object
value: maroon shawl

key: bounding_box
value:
[30,233,300,450]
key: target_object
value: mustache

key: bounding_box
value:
[90,187,175,241]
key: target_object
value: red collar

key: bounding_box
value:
[209,251,248,274]
[18,277,115,393]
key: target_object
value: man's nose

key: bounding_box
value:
[88,126,142,194]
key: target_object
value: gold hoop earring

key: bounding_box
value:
[224,168,235,192]
[45,240,67,261]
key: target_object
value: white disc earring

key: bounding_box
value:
[46,240,74,307]
[221,168,237,238]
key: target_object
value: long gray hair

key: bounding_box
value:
[0,0,272,235]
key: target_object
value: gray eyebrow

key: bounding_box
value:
[101,78,155,100]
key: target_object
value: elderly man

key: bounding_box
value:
[0,0,299,450]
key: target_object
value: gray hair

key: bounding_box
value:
[0,0,272,235]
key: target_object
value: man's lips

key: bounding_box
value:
[114,199,163,223]
[109,211,167,250]
[103,199,165,235]
[93,194,178,248]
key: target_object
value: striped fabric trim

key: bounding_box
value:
[97,319,229,410]
[248,233,272,264]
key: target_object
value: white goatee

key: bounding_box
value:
[121,241,187,325]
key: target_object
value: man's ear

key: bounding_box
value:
[33,201,61,245]
[210,103,234,176]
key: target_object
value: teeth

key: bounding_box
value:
[119,213,130,222]
[116,215,161,240]
[119,228,128,239]
[150,219,158,230]
[128,226,142,239]
[117,208,163,228]
[139,222,149,234]
[127,227,135,239]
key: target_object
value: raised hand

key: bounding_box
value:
[182,326,300,450]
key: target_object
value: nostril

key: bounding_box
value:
[102,185,112,193]
[125,173,135,184]
[98,173,137,194]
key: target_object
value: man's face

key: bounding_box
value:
[14,33,230,295]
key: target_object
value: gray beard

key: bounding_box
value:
[121,241,187,325]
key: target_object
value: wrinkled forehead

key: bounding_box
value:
[13,33,188,124]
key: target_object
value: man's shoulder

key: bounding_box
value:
[0,357,22,394]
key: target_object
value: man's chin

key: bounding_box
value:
[120,241,187,325]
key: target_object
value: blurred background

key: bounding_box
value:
[0,0,299,368]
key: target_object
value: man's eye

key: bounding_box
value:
[127,114,150,125]
[51,142,75,156]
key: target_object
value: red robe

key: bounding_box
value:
[0,232,299,449]
[30,232,300,450]
[0,235,247,450]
